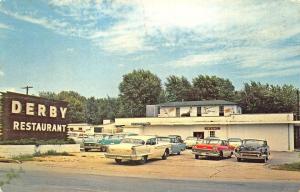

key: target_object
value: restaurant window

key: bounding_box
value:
[210,131,215,137]
[219,106,224,116]
[197,107,201,116]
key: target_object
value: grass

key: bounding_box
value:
[275,162,300,171]
[11,150,74,162]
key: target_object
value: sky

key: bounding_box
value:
[0,0,299,98]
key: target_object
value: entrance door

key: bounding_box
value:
[294,126,300,149]
[193,132,204,139]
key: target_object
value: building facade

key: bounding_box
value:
[117,100,300,151]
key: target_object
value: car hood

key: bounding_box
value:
[240,145,263,151]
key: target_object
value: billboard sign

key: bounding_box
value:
[0,92,68,140]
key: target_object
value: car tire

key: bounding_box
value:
[162,149,169,160]
[84,149,89,152]
[138,156,147,165]
[195,154,199,159]
[237,157,241,162]
[115,159,122,164]
[219,151,223,160]
[177,151,181,155]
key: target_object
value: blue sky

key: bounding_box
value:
[0,0,299,97]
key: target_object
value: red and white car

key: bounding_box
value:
[192,137,233,159]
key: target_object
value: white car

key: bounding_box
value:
[184,137,203,148]
[105,135,171,165]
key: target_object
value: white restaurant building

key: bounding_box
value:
[115,100,300,151]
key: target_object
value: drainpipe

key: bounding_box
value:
[288,124,290,151]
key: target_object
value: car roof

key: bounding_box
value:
[243,139,266,141]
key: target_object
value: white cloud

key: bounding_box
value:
[0,22,11,30]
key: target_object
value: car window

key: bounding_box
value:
[146,138,156,145]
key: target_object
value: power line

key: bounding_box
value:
[21,86,33,95]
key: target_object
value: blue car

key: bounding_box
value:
[157,136,186,155]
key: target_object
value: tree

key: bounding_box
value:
[238,82,298,113]
[165,75,193,102]
[85,97,100,124]
[192,75,235,101]
[119,69,162,117]
[39,91,86,123]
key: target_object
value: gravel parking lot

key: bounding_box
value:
[2,149,297,182]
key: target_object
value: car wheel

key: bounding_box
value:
[261,157,267,163]
[219,151,223,160]
[115,159,122,164]
[237,157,241,162]
[177,151,181,155]
[138,156,147,165]
[162,149,169,160]
[195,154,199,159]
[84,149,89,152]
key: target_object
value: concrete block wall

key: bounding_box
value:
[0,144,80,158]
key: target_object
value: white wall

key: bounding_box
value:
[0,144,80,158]
[125,124,293,151]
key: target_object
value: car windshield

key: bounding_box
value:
[157,137,171,142]
[83,138,95,142]
[243,140,265,147]
[121,138,145,145]
[229,140,242,145]
[204,139,221,144]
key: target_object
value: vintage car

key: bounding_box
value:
[83,133,111,152]
[157,136,186,155]
[228,138,243,150]
[192,137,233,159]
[105,135,171,165]
[168,135,184,143]
[235,139,270,163]
[184,136,203,149]
[99,133,138,152]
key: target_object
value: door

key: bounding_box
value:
[193,132,204,139]
[294,126,300,149]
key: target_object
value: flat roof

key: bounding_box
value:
[158,100,237,107]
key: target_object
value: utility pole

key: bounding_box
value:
[21,86,33,95]
[297,89,299,120]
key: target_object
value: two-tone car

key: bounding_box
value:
[99,133,138,152]
[83,133,111,152]
[235,139,270,163]
[105,135,171,165]
[184,136,203,149]
[157,136,186,155]
[192,137,233,159]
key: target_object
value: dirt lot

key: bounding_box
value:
[9,150,299,182]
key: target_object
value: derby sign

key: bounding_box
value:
[0,92,69,140]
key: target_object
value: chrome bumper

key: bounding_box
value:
[235,152,267,160]
[192,150,220,157]
[105,154,142,161]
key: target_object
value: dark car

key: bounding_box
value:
[235,139,270,163]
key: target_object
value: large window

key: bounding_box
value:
[219,106,224,116]
[210,131,216,137]
[197,107,201,116]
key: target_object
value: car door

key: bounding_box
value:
[221,140,231,156]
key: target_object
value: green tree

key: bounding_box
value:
[165,75,193,102]
[39,91,86,123]
[119,69,162,117]
[85,97,100,124]
[192,75,235,101]
[239,82,298,113]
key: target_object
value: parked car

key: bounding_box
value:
[184,136,203,149]
[105,135,171,165]
[99,133,138,152]
[192,137,233,159]
[157,136,186,155]
[228,138,243,150]
[235,139,270,163]
[168,135,183,143]
[83,133,111,152]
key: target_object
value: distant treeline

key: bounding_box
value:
[39,70,299,124]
